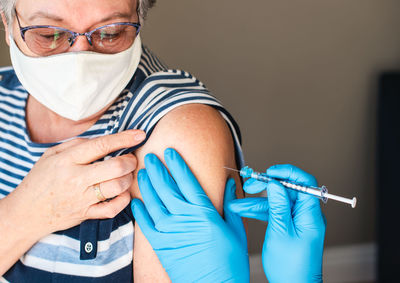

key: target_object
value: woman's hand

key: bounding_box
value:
[228,164,326,283]
[6,130,145,236]
[15,130,145,235]
[0,130,146,275]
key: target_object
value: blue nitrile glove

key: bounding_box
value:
[131,148,249,283]
[228,164,326,283]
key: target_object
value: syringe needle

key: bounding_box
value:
[224,167,241,173]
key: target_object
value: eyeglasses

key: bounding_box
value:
[15,9,141,56]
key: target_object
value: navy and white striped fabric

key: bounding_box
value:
[0,45,244,282]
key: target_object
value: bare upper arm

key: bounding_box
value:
[131,103,243,282]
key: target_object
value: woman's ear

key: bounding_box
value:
[1,12,10,46]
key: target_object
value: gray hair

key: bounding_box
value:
[0,0,156,26]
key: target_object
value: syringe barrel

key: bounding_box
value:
[246,170,327,201]
[250,172,272,183]
[280,180,325,199]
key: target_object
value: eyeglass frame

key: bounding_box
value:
[14,9,141,49]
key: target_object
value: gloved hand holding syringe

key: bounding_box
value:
[225,166,357,208]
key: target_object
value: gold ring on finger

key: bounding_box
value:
[93,183,106,202]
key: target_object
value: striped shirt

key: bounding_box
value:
[0,45,244,282]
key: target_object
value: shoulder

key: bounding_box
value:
[137,44,168,77]
[143,103,234,158]
[123,66,229,140]
[0,66,24,91]
[136,102,235,163]
[0,66,27,113]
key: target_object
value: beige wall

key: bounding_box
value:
[2,0,399,253]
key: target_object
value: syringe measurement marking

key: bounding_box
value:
[251,172,324,199]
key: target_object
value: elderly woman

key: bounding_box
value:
[0,0,244,282]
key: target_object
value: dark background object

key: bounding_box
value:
[377,73,400,282]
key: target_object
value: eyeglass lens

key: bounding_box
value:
[24,24,138,56]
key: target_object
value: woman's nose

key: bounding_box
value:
[68,35,94,52]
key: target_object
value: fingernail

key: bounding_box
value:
[137,169,146,180]
[144,153,157,165]
[134,131,146,141]
[164,148,176,159]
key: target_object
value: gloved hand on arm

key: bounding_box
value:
[130,148,249,283]
[227,164,326,283]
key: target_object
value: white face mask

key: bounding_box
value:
[9,35,142,121]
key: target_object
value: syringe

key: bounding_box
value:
[225,166,357,208]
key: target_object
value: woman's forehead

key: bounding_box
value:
[15,0,138,30]
[16,0,137,22]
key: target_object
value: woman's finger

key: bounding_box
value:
[85,190,131,220]
[83,154,138,186]
[66,130,146,164]
[42,138,88,158]
[85,173,133,204]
